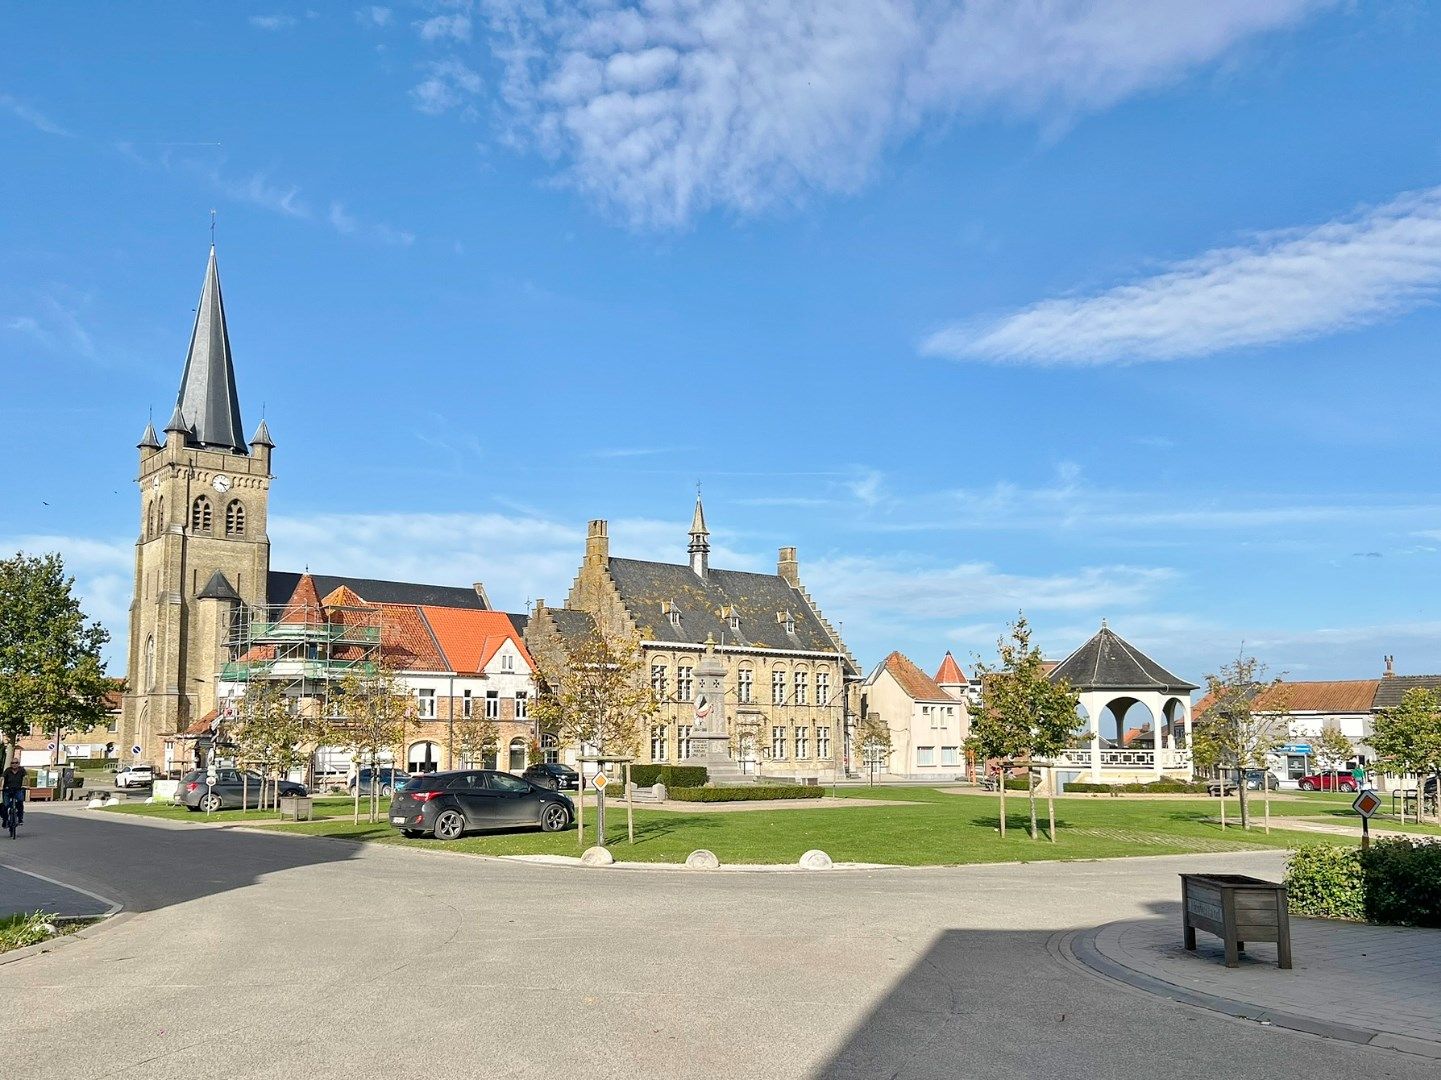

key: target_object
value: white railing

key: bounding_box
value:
[1050,747,1193,771]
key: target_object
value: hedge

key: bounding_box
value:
[1286,839,1441,927]
[669,785,825,802]
[1004,778,1030,791]
[630,765,708,788]
[1063,780,1211,794]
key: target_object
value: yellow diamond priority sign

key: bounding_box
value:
[592,771,608,792]
[1352,788,1382,818]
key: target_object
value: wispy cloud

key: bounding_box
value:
[5,294,98,361]
[412,58,483,115]
[924,184,1441,365]
[249,14,297,31]
[328,200,416,246]
[417,13,471,43]
[481,0,1325,227]
[0,93,75,138]
[357,6,392,27]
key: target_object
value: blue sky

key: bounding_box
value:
[4,1,1440,684]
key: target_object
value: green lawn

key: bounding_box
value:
[100,795,375,824]
[253,787,1352,866]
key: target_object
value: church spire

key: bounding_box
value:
[175,246,246,454]
[688,490,710,578]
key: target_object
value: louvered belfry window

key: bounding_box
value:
[191,496,212,533]
[226,500,246,537]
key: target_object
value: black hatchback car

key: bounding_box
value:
[522,762,580,790]
[388,770,574,840]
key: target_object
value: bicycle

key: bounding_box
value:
[1,795,19,840]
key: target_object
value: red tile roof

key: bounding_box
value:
[1194,679,1382,717]
[882,651,951,702]
[377,603,448,672]
[420,607,534,674]
[935,651,967,685]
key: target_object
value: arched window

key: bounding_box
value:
[144,634,156,690]
[225,500,246,537]
[146,501,155,539]
[191,496,212,533]
[541,732,559,764]
[508,737,527,772]
[407,741,441,773]
[157,496,164,533]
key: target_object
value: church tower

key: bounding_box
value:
[121,247,273,766]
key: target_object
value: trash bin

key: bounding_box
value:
[1180,873,1292,969]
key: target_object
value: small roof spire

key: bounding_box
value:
[249,418,274,447]
[690,487,709,538]
[175,245,247,454]
[138,420,161,449]
[688,489,710,578]
[164,403,191,435]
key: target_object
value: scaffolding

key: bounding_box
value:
[215,596,385,781]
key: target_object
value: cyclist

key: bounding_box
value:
[2,759,26,835]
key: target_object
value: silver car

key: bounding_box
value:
[175,768,306,811]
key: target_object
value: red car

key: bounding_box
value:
[1298,773,1358,792]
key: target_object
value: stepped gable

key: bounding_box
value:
[1048,624,1197,693]
[883,651,951,702]
[607,557,839,655]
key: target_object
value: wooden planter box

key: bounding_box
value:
[277,795,314,821]
[1180,873,1291,969]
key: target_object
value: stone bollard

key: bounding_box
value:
[685,849,719,870]
[653,783,667,801]
[798,849,833,870]
[87,796,107,809]
[580,845,615,867]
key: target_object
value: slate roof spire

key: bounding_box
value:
[688,491,710,578]
[175,245,247,454]
[137,420,161,450]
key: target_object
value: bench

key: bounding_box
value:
[27,787,56,802]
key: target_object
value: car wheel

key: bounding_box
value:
[379,785,391,798]
[540,804,570,832]
[200,793,223,813]
[433,809,464,840]
[1300,781,1316,791]
[1342,783,1357,792]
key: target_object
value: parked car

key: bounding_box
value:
[522,762,580,791]
[348,767,410,797]
[175,769,307,812]
[1206,777,1239,797]
[388,770,574,839]
[114,763,154,789]
[1297,773,1358,792]
[1245,769,1281,791]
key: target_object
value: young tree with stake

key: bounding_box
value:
[1370,688,1441,824]
[1192,654,1284,830]
[331,663,418,823]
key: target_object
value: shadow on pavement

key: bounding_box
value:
[9,806,362,915]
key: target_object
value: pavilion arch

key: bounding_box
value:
[1100,697,1157,749]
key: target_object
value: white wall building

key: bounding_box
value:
[860,652,970,779]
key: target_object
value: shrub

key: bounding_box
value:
[1064,782,1114,793]
[669,785,825,802]
[1361,837,1441,928]
[1286,845,1365,921]
[1004,778,1030,791]
[630,765,707,788]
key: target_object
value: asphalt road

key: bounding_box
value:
[2,804,1432,1080]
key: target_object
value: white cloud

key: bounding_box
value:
[481,0,1326,226]
[358,6,393,27]
[924,184,1441,365]
[411,58,483,115]
[5,294,98,360]
[249,14,297,31]
[417,13,472,42]
[328,200,416,245]
[0,93,74,137]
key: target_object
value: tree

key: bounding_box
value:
[1311,726,1354,795]
[454,714,499,769]
[330,663,418,823]
[853,713,892,787]
[1193,654,1284,830]
[1370,688,1441,823]
[528,627,654,760]
[229,681,319,812]
[965,615,1079,841]
[0,552,113,761]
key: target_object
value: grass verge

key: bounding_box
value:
[0,911,88,954]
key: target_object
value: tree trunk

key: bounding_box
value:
[1219,776,1227,829]
[1263,780,1271,834]
[1237,766,1250,829]
[1047,767,1057,843]
[998,766,1007,839]
[1027,769,1038,840]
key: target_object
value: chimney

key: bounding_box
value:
[1384,655,1395,678]
[472,582,491,609]
[778,546,799,586]
[586,519,610,565]
[534,598,545,615]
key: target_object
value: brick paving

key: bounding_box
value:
[1089,909,1441,1058]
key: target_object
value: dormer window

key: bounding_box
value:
[728,614,741,632]
[661,599,682,629]
[777,610,795,634]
